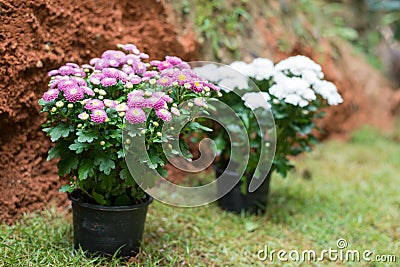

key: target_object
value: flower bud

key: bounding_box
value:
[273,99,280,105]
[94,88,99,93]
[126,82,133,89]
[170,127,174,131]
[55,101,64,108]
[149,79,156,85]
[140,129,146,135]
[168,144,173,150]
[157,132,162,137]
[125,139,131,144]
[204,86,210,92]
[153,121,159,127]
[205,92,211,97]
[105,118,110,122]
[188,102,194,108]
[67,103,74,109]
[100,141,106,146]
[118,112,125,117]
[217,92,223,97]
[99,89,107,96]
[77,124,83,128]
[144,91,152,97]
[51,107,57,112]
[98,95,104,100]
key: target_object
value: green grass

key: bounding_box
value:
[1,127,399,266]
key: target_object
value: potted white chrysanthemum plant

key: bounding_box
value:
[194,55,343,213]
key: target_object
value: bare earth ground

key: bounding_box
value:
[0,0,398,224]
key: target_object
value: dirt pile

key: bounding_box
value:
[0,0,198,224]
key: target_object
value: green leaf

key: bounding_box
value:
[92,190,107,205]
[188,121,213,132]
[94,154,116,175]
[49,123,74,142]
[114,194,132,206]
[47,143,63,161]
[78,159,95,180]
[58,153,79,176]
[69,142,89,154]
[77,131,98,143]
[156,166,168,178]
[148,151,164,169]
[117,150,125,158]
[60,184,74,193]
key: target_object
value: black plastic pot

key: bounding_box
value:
[68,190,153,257]
[214,166,271,214]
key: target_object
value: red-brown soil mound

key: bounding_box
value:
[0,0,198,224]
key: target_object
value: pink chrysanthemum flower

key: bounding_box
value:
[165,56,183,66]
[128,90,144,98]
[194,97,206,107]
[129,75,142,84]
[102,50,126,61]
[205,82,220,91]
[171,107,180,116]
[102,68,121,79]
[156,109,172,122]
[115,103,129,112]
[58,66,75,76]
[89,73,103,85]
[85,99,105,110]
[81,86,95,96]
[71,77,87,87]
[139,53,149,59]
[47,70,59,77]
[144,97,159,108]
[124,54,141,65]
[191,81,204,93]
[101,77,117,87]
[150,60,161,67]
[154,99,167,110]
[157,61,173,71]
[127,95,146,108]
[157,77,172,86]
[66,63,80,68]
[90,58,100,65]
[119,44,139,52]
[143,71,158,78]
[126,108,146,124]
[94,59,109,70]
[63,87,84,102]
[42,89,59,102]
[91,109,108,124]
[57,79,78,91]
[132,62,147,75]
[82,64,94,70]
[122,65,134,75]
[104,99,117,108]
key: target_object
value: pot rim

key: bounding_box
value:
[68,190,153,211]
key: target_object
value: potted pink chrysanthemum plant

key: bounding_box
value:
[39,44,220,256]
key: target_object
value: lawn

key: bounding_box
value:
[1,127,399,266]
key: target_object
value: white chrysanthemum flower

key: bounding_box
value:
[248,58,275,80]
[229,61,253,77]
[269,73,316,106]
[275,55,323,78]
[242,92,271,110]
[218,76,249,91]
[313,80,343,105]
[193,64,221,82]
